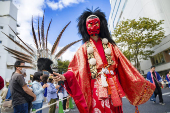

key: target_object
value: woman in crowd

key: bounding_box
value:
[47,76,60,113]
[63,84,69,112]
[32,72,48,113]
[166,70,170,88]
[57,81,69,112]
[41,74,49,102]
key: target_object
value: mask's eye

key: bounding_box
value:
[88,24,92,27]
[96,23,99,26]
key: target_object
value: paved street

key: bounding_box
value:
[42,88,170,113]
[122,88,170,113]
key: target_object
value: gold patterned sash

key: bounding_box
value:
[86,39,114,79]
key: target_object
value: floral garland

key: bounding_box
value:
[86,38,114,79]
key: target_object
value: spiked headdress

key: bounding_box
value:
[2,13,82,72]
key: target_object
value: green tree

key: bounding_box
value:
[57,60,70,74]
[113,17,165,70]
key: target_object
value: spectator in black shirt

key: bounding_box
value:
[9,60,36,113]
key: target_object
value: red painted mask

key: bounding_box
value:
[86,18,100,36]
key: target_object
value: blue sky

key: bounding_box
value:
[14,0,111,60]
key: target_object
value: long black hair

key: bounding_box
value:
[33,72,42,82]
[77,8,115,45]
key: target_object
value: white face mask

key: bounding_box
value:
[20,68,26,75]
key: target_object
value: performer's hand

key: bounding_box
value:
[53,72,66,81]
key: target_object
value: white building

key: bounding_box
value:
[108,0,170,76]
[0,0,19,84]
[0,0,36,87]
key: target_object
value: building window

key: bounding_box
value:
[0,41,2,44]
[111,0,118,19]
[0,26,3,29]
[7,65,13,69]
[9,34,14,40]
[163,48,170,63]
[113,0,122,29]
[150,52,165,66]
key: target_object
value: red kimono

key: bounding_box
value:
[64,38,155,113]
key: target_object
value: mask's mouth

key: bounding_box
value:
[90,34,98,36]
[91,31,98,33]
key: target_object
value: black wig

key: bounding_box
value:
[77,8,115,44]
[37,58,53,74]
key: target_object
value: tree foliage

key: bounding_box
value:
[57,60,70,74]
[113,17,165,69]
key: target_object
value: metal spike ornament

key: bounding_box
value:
[2,13,82,72]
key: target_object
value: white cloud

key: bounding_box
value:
[12,0,82,61]
[13,0,45,45]
[57,43,81,61]
[51,42,81,61]
[60,48,76,61]
[46,0,85,10]
[46,41,81,61]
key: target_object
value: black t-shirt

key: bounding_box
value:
[9,73,27,107]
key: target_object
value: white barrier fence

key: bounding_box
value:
[31,96,71,113]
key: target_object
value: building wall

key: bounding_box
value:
[0,1,18,84]
[0,1,36,86]
[140,35,170,75]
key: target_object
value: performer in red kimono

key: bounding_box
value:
[54,8,155,113]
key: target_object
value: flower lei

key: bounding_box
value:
[86,38,114,79]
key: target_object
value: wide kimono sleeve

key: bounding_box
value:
[113,45,155,106]
[63,44,91,113]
